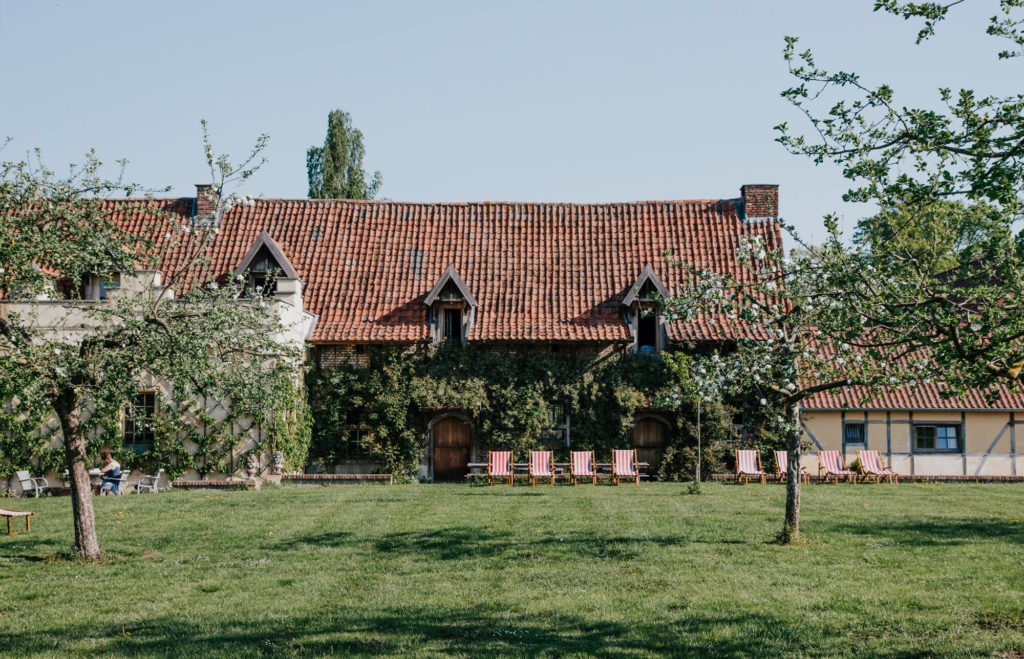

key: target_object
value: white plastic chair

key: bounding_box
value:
[16,470,50,498]
[135,469,164,493]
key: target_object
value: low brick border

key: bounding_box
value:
[282,473,394,485]
[710,473,1024,484]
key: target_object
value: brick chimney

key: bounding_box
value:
[194,184,218,217]
[740,184,779,222]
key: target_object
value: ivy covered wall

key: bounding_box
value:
[4,341,794,488]
[309,342,752,480]
[0,366,311,487]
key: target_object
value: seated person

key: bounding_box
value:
[96,451,122,494]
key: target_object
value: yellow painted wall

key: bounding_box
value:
[890,422,911,454]
[914,411,962,423]
[799,408,1018,476]
[801,411,841,451]
[963,413,1010,454]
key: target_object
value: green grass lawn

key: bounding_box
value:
[2,482,1023,658]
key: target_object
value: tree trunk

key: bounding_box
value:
[54,386,101,559]
[780,402,802,543]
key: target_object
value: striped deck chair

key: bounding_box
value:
[735,450,767,485]
[529,451,555,485]
[570,451,597,486]
[857,450,898,484]
[612,449,639,485]
[818,450,857,484]
[488,451,514,486]
[774,450,809,484]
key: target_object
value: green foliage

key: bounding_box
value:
[306,109,382,200]
[0,131,308,554]
[873,0,1024,58]
[310,344,738,480]
[776,1,1024,398]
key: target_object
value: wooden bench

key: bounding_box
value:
[1,508,33,535]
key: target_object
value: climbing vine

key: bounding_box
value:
[0,366,311,487]
[309,343,747,480]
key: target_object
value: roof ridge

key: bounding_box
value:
[105,196,733,207]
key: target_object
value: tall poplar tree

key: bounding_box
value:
[306,109,382,200]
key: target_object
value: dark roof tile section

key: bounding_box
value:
[105,196,783,343]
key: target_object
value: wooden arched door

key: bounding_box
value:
[433,417,471,481]
[631,417,668,477]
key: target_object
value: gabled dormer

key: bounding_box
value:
[424,265,477,345]
[622,264,668,354]
[234,231,298,297]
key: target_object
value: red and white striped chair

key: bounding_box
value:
[612,449,639,485]
[529,451,555,485]
[570,450,597,486]
[774,450,809,484]
[488,451,514,486]
[735,450,767,485]
[818,450,857,484]
[857,450,898,484]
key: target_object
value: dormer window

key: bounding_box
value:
[424,265,477,345]
[233,231,298,298]
[623,264,669,354]
[247,246,279,296]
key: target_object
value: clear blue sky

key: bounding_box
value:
[0,0,1013,242]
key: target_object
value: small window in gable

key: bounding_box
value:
[439,280,464,303]
[638,279,660,300]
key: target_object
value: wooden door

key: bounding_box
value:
[433,417,471,481]
[631,418,667,477]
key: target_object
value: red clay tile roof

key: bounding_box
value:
[799,343,1024,411]
[104,194,782,343]
[803,381,1024,411]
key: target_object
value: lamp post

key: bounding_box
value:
[696,398,702,483]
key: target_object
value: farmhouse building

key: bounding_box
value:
[5,183,1023,486]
